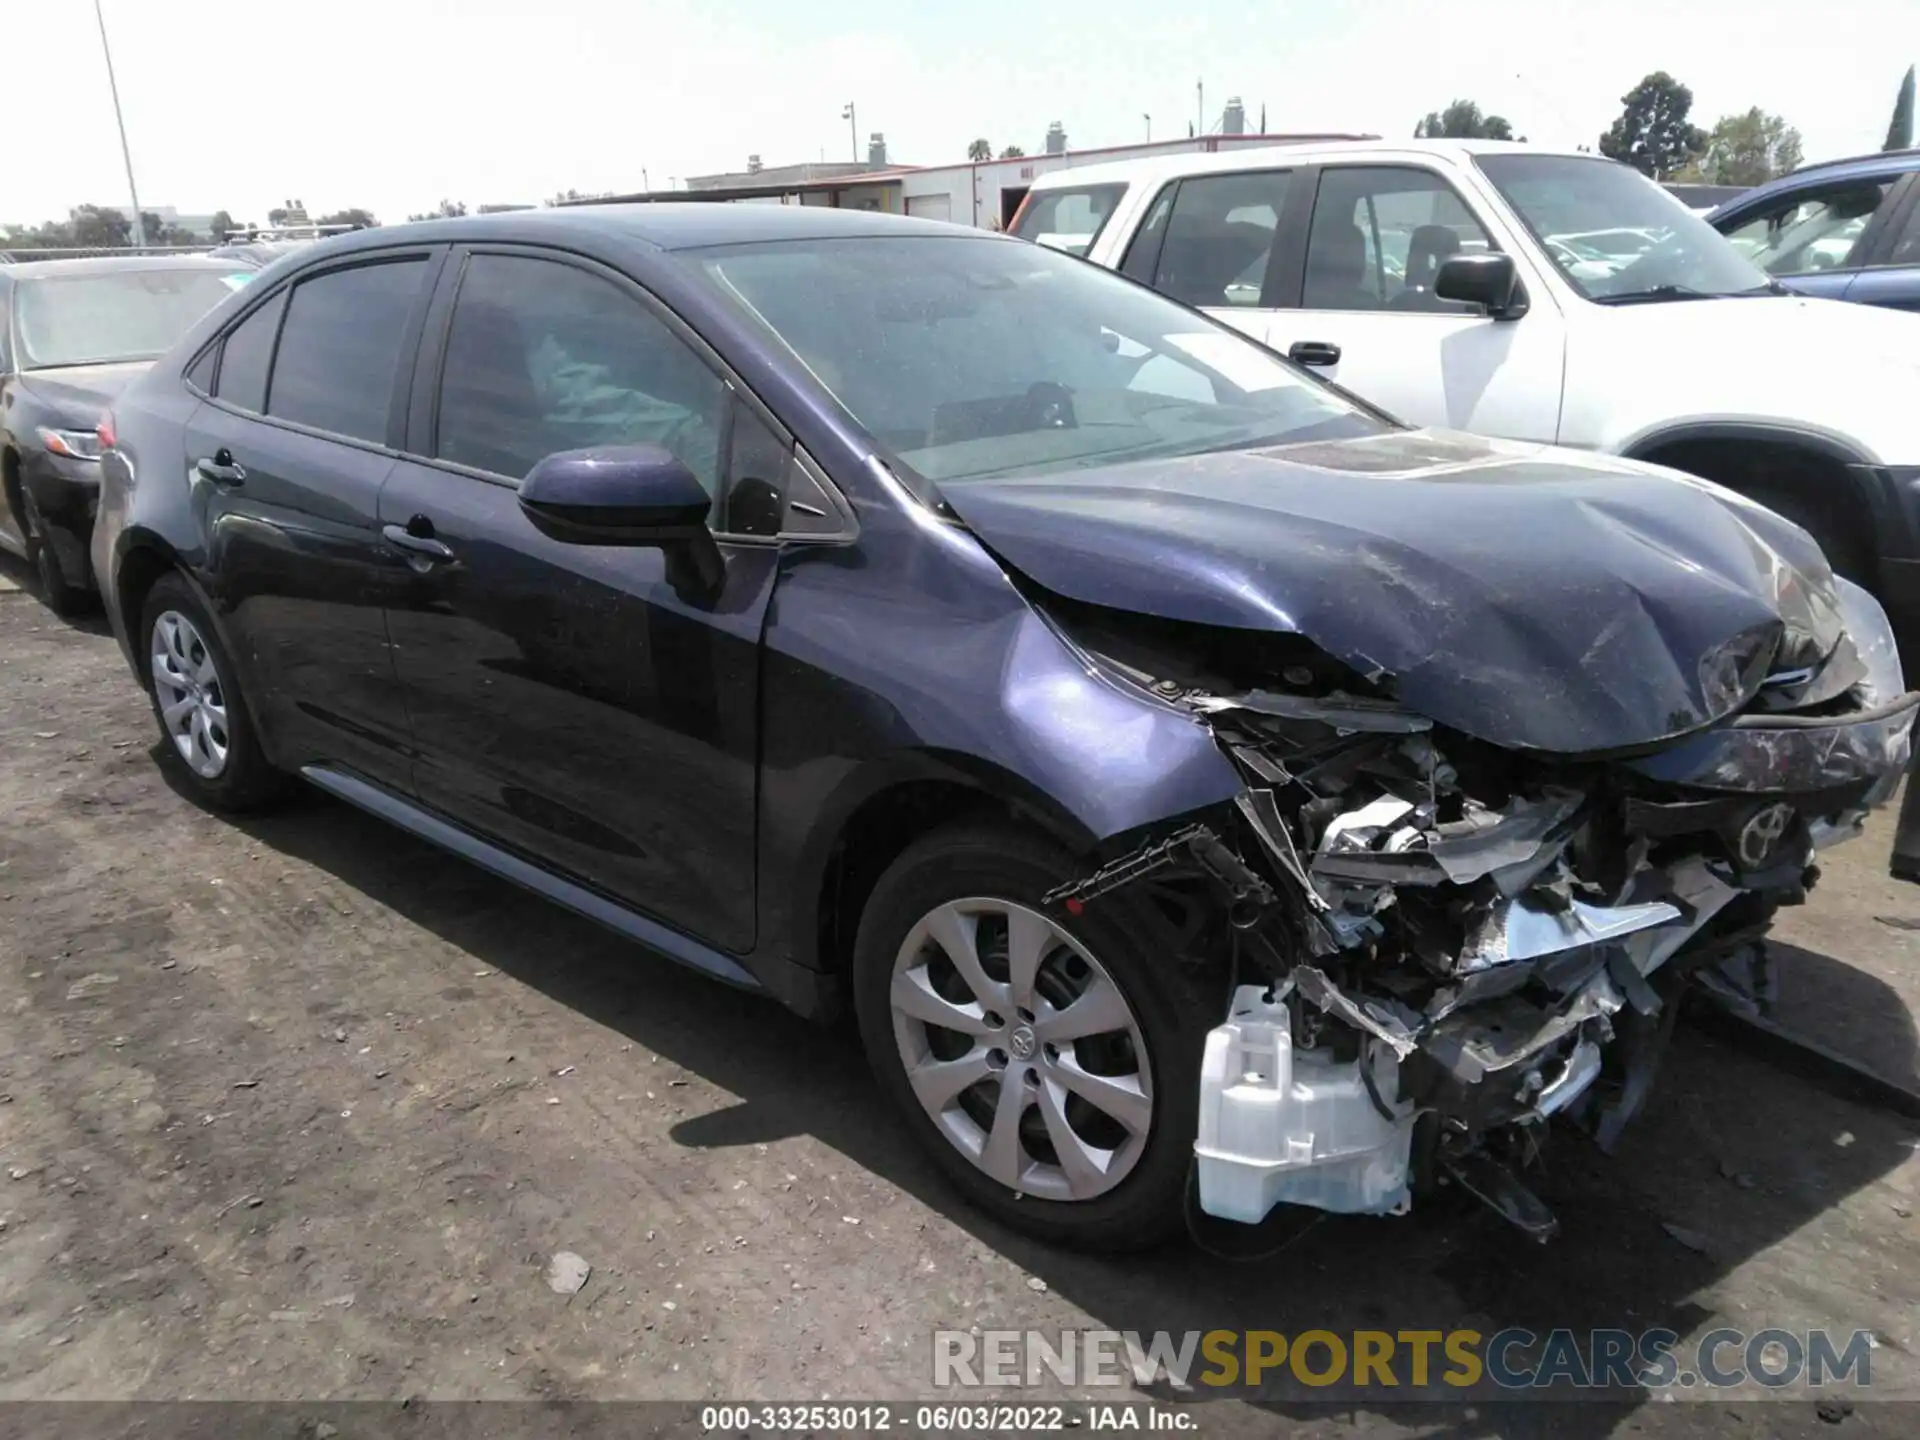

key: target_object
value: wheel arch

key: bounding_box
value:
[1620,419,1887,579]
[792,749,1104,981]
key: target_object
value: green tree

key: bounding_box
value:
[317,207,377,229]
[1693,108,1803,186]
[544,188,587,206]
[1888,65,1916,151]
[208,209,237,240]
[1599,71,1707,179]
[266,206,291,226]
[999,144,1024,159]
[69,204,132,247]
[966,138,991,161]
[1413,99,1516,140]
[407,199,468,221]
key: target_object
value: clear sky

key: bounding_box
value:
[9,0,1915,228]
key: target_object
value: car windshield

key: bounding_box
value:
[1476,153,1773,303]
[14,267,239,369]
[691,234,1382,490]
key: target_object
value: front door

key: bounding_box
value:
[380,249,783,951]
[188,254,438,790]
[1262,164,1567,441]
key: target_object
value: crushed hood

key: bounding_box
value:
[942,430,1846,754]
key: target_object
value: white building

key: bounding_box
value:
[603,119,1377,231]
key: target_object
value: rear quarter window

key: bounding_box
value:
[1012,183,1128,256]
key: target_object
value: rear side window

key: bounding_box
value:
[215,291,285,413]
[1011,183,1127,256]
[267,259,428,444]
[434,254,725,501]
[1150,170,1292,309]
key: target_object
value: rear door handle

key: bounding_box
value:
[1288,340,1342,367]
[382,522,455,562]
[195,449,246,486]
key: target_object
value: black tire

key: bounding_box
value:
[1745,483,1870,585]
[139,573,286,812]
[20,491,91,618]
[852,820,1214,1251]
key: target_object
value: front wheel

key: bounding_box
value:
[853,821,1213,1251]
[19,491,91,617]
[140,573,286,812]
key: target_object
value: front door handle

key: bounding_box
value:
[382,521,455,562]
[195,448,246,486]
[1288,340,1342,367]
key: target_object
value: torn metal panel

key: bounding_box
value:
[1458,894,1682,973]
[1291,966,1423,1061]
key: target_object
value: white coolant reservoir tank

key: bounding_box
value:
[1195,983,1414,1223]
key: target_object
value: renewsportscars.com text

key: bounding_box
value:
[931,1327,1877,1398]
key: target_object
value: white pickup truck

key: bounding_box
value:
[1012,140,1920,638]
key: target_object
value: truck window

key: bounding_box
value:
[1304,166,1492,312]
[1149,170,1293,309]
[1011,184,1128,256]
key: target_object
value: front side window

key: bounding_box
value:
[1012,184,1128,257]
[694,234,1381,490]
[1720,183,1892,276]
[13,267,237,370]
[1304,167,1493,312]
[1477,153,1771,303]
[433,254,726,502]
[268,259,428,443]
[1149,171,1292,309]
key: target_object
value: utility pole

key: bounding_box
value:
[1144,113,1151,143]
[94,0,147,247]
[1197,79,1205,139]
[842,102,857,162]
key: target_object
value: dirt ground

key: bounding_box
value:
[5,556,1920,1437]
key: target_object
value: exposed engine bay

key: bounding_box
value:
[1036,573,1916,1241]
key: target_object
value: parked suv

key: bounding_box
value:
[1709,149,1920,311]
[1014,141,1920,640]
[92,207,1910,1249]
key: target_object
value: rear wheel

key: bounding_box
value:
[853,821,1212,1251]
[140,573,285,812]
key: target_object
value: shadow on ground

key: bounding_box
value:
[207,775,1918,1435]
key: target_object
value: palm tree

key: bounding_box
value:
[966,138,992,162]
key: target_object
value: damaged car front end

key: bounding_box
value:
[946,432,1917,1240]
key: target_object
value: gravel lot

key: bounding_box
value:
[4,557,1920,1437]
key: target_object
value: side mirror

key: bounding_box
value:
[1434,252,1526,319]
[519,444,723,599]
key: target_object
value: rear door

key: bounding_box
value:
[186,249,441,789]
[378,246,801,950]
[1262,163,1566,439]
[1107,168,1299,342]
[1842,173,1920,312]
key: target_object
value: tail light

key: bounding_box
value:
[97,411,118,451]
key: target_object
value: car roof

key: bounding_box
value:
[1717,148,1920,214]
[0,252,245,279]
[1024,138,1559,191]
[306,202,993,260]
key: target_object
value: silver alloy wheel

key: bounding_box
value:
[890,897,1153,1202]
[151,610,230,779]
